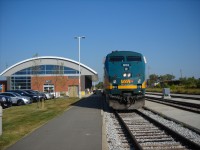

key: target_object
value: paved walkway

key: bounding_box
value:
[7,94,103,150]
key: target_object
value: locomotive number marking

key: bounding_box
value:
[122,64,130,66]
[121,79,133,84]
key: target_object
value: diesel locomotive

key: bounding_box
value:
[103,51,147,110]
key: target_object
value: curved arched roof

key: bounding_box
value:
[0,56,98,81]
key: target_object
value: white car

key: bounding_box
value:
[0,92,32,106]
[44,92,55,99]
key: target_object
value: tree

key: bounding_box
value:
[180,77,198,88]
[95,82,103,89]
[53,61,67,99]
[160,74,175,81]
[148,74,159,86]
[32,53,44,108]
[197,79,200,88]
[148,73,176,87]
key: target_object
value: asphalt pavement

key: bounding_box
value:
[7,94,103,150]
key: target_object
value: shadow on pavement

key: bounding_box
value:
[71,93,104,110]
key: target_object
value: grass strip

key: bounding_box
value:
[0,97,79,150]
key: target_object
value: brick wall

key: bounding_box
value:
[0,80,7,92]
[31,76,79,92]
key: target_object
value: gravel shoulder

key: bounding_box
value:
[145,100,200,131]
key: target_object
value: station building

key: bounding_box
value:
[0,56,98,97]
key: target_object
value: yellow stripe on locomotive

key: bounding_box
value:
[106,80,146,90]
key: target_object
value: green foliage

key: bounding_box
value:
[161,83,170,88]
[180,77,200,88]
[148,74,175,87]
[155,84,161,88]
[148,74,200,89]
[95,82,104,89]
[197,79,200,88]
[159,74,175,81]
[149,74,159,85]
[170,85,176,90]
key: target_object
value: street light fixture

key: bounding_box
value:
[74,36,85,98]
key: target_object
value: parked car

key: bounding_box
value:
[93,90,97,94]
[0,92,32,106]
[7,90,39,102]
[24,90,46,100]
[44,92,54,99]
[0,95,12,109]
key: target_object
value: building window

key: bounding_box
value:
[11,76,31,90]
[10,65,79,90]
[13,65,79,76]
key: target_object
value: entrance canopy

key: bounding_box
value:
[0,56,98,81]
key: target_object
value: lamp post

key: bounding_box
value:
[74,36,85,98]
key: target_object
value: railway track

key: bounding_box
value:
[146,92,200,100]
[112,109,200,150]
[145,96,200,114]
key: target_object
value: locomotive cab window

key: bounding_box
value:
[109,56,124,62]
[127,56,142,62]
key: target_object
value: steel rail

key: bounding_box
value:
[114,111,143,150]
[114,110,200,150]
[145,95,200,108]
[143,106,200,134]
[145,96,200,114]
[146,92,200,100]
[136,109,200,150]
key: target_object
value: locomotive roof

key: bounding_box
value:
[108,51,142,56]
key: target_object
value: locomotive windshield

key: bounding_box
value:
[127,56,142,62]
[109,56,124,62]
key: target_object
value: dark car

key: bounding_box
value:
[24,90,46,100]
[7,90,39,102]
[93,90,97,94]
[0,95,12,109]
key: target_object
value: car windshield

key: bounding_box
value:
[25,90,33,94]
[20,91,29,94]
[12,93,21,96]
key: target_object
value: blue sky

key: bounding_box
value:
[0,0,200,81]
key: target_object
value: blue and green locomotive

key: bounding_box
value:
[103,51,147,110]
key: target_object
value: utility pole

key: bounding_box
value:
[74,36,85,98]
[180,69,183,78]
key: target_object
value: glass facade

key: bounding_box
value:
[10,65,79,90]
[13,65,79,75]
[11,76,31,90]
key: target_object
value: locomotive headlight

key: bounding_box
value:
[113,80,117,84]
[124,67,129,71]
[123,73,127,77]
[127,73,132,77]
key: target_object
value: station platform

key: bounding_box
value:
[145,94,200,104]
[145,100,200,132]
[7,94,103,150]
